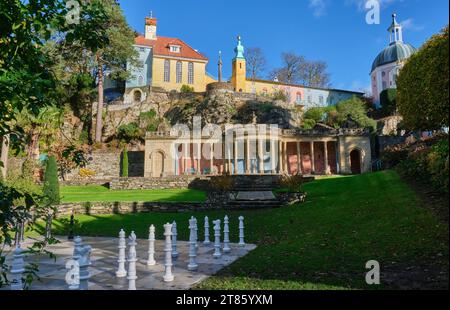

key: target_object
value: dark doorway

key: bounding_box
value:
[350,149,362,174]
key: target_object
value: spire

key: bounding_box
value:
[234,35,245,60]
[218,51,223,82]
[388,13,403,45]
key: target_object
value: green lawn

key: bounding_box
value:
[60,185,206,203]
[47,171,448,289]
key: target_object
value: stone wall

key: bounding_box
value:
[109,176,210,190]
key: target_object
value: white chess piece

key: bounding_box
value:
[213,220,222,259]
[116,229,127,277]
[238,216,245,247]
[147,225,156,266]
[171,221,179,259]
[10,246,25,290]
[163,223,174,282]
[223,215,231,253]
[188,217,198,271]
[78,244,92,290]
[127,231,138,290]
[204,216,211,245]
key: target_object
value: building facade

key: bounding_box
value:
[144,127,372,178]
[125,16,215,93]
[370,13,416,105]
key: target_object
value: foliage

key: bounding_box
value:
[245,47,267,80]
[209,175,235,192]
[381,134,449,193]
[301,119,317,130]
[139,110,160,132]
[122,148,129,178]
[397,26,449,130]
[379,88,397,117]
[43,156,60,206]
[336,97,377,131]
[50,144,88,180]
[279,173,304,193]
[180,85,195,93]
[271,90,288,102]
[117,122,142,142]
[79,168,96,179]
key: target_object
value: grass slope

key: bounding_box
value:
[47,171,448,289]
[60,185,206,203]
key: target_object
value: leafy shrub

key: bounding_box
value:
[272,90,288,102]
[139,110,160,133]
[302,119,316,130]
[280,173,304,193]
[379,88,397,116]
[180,85,195,93]
[117,122,142,142]
[43,156,60,206]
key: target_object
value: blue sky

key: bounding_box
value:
[120,0,449,93]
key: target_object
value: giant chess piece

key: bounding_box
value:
[147,225,156,266]
[171,221,179,259]
[238,216,245,247]
[73,235,83,261]
[223,215,231,253]
[78,243,92,290]
[203,216,210,245]
[188,217,198,271]
[68,211,75,240]
[194,217,199,249]
[213,219,222,259]
[127,231,138,290]
[163,223,174,282]
[116,229,127,277]
[10,245,25,290]
[66,258,80,290]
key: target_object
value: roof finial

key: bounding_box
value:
[150,11,153,18]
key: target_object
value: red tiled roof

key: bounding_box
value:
[135,35,208,61]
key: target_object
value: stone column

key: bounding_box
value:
[245,136,250,174]
[196,143,201,175]
[270,140,277,174]
[310,141,315,174]
[296,141,302,174]
[278,140,283,174]
[283,142,289,174]
[234,138,238,174]
[210,143,214,175]
[324,141,331,175]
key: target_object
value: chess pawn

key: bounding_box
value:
[188,218,198,271]
[203,216,210,245]
[116,229,127,277]
[10,246,25,290]
[78,244,92,290]
[223,216,231,253]
[127,231,138,290]
[213,220,222,259]
[171,221,179,259]
[163,223,174,282]
[238,216,245,247]
[147,225,156,266]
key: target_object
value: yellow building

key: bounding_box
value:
[126,16,215,92]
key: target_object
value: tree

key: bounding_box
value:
[379,88,397,117]
[245,47,267,80]
[42,156,60,239]
[93,0,139,143]
[397,26,449,131]
[269,53,306,84]
[336,97,377,131]
[301,61,330,88]
[122,148,129,178]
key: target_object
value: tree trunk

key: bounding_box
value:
[27,131,40,160]
[95,55,104,143]
[1,134,10,179]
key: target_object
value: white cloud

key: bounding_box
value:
[309,0,328,17]
[345,0,405,12]
[401,18,424,31]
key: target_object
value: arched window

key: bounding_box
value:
[138,75,144,86]
[176,61,182,84]
[164,59,170,82]
[188,62,194,85]
[296,92,302,104]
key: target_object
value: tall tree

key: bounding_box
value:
[93,0,139,143]
[301,60,330,88]
[245,47,267,80]
[397,26,449,130]
[269,53,306,84]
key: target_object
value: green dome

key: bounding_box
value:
[371,42,416,72]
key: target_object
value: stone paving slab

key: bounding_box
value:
[2,237,256,290]
[236,191,276,201]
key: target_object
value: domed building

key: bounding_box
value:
[371,13,416,106]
